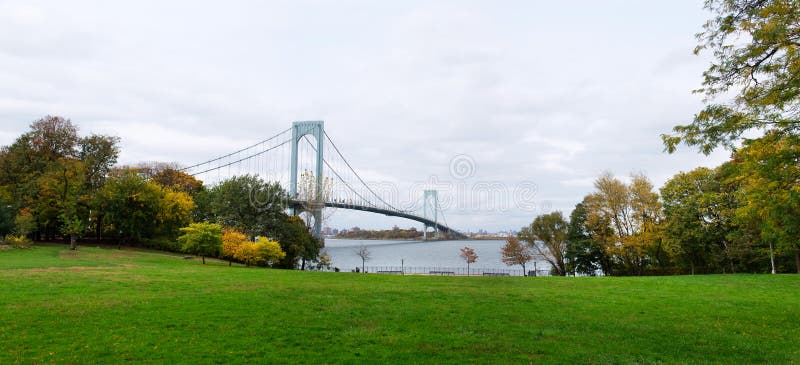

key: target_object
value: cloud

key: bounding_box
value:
[0,0,730,231]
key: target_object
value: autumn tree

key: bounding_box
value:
[731,131,800,273]
[581,173,664,275]
[295,169,335,233]
[177,222,223,264]
[156,188,195,239]
[663,0,800,154]
[0,116,120,244]
[151,168,203,196]
[234,239,286,267]
[221,227,249,266]
[519,211,570,276]
[459,246,478,275]
[500,236,534,276]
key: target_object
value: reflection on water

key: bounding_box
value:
[324,239,551,273]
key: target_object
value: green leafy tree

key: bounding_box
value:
[519,211,570,276]
[99,169,163,246]
[664,0,800,154]
[661,167,726,274]
[208,175,287,239]
[566,203,610,276]
[177,222,223,264]
[274,215,321,269]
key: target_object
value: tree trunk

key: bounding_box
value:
[202,255,205,264]
[229,260,232,267]
[69,234,77,250]
[96,214,103,240]
[796,250,800,274]
[769,242,776,274]
[522,263,526,277]
[361,259,365,273]
[690,261,695,276]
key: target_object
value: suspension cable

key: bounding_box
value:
[190,139,291,176]
[180,127,292,171]
[322,130,401,211]
[300,136,375,207]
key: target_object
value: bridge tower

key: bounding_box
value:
[423,190,439,240]
[289,121,325,240]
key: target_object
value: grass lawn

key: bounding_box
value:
[0,244,798,364]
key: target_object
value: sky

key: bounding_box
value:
[0,0,732,233]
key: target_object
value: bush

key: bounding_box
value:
[4,234,32,249]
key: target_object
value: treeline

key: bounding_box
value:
[0,116,322,269]
[336,227,423,240]
[521,157,800,276]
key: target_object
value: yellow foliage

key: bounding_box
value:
[222,227,248,260]
[158,187,195,230]
[226,232,286,267]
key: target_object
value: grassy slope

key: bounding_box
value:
[0,244,798,364]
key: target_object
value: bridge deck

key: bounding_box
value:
[288,200,466,239]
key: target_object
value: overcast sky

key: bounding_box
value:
[0,1,731,232]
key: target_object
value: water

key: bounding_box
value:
[323,239,552,275]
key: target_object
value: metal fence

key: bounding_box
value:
[349,266,553,277]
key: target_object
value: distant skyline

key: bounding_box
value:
[0,1,730,231]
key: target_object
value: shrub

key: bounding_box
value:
[4,234,32,249]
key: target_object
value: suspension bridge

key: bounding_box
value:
[180,121,466,241]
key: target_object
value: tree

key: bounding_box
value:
[731,131,800,273]
[314,251,333,271]
[99,169,163,246]
[221,227,249,266]
[152,168,203,196]
[581,173,663,276]
[78,134,120,239]
[273,215,321,270]
[13,207,36,237]
[519,212,570,276]
[663,0,800,154]
[566,203,610,276]
[354,244,371,273]
[177,222,223,264]
[500,236,534,276]
[661,167,736,274]
[296,169,335,228]
[234,239,286,267]
[156,188,195,239]
[459,246,478,275]
[207,175,287,239]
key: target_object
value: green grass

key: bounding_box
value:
[1,244,798,364]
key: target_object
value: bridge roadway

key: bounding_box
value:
[288,200,466,239]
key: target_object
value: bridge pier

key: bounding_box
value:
[423,190,439,240]
[289,121,325,243]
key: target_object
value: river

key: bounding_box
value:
[323,238,553,276]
